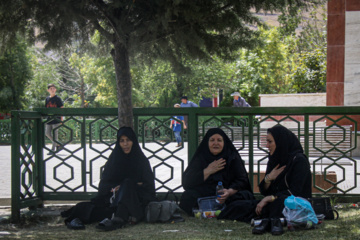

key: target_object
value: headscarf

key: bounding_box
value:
[266,125,309,177]
[97,127,150,195]
[194,128,236,164]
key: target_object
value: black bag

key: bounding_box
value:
[145,200,184,223]
[308,197,339,220]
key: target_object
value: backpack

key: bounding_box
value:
[145,200,184,223]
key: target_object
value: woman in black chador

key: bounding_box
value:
[252,125,311,236]
[62,127,156,231]
[180,128,257,222]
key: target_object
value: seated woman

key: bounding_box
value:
[179,128,256,222]
[62,127,156,231]
[253,125,311,236]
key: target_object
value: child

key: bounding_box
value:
[45,83,64,155]
[170,103,186,147]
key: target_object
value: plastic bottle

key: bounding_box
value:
[290,220,314,230]
[215,181,224,203]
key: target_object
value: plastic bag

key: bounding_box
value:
[196,196,225,219]
[282,195,318,230]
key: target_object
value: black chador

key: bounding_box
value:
[61,127,156,227]
[179,128,257,222]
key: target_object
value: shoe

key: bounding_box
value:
[66,218,85,230]
[271,218,284,235]
[252,218,270,234]
[176,144,181,147]
[47,151,54,155]
[56,145,63,152]
[96,218,126,232]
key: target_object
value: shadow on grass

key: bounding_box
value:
[0,204,359,239]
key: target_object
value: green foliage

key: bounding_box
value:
[131,3,327,108]
[25,48,62,109]
[131,55,238,107]
[290,4,327,93]
[226,27,296,106]
[0,1,326,112]
[290,48,326,93]
[278,6,303,37]
[0,38,32,112]
[0,0,320,122]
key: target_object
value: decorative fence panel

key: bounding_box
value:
[0,119,11,144]
[10,107,360,221]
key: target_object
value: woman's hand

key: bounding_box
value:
[267,164,286,181]
[203,158,226,181]
[111,185,120,192]
[216,188,237,204]
[255,195,273,215]
[206,158,226,175]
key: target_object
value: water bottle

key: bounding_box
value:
[289,220,314,230]
[215,181,224,203]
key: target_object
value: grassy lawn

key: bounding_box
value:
[0,204,359,240]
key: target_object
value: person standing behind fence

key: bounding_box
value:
[45,83,63,155]
[180,96,198,108]
[180,96,198,126]
[170,103,187,147]
[231,92,251,107]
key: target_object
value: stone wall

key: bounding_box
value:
[259,93,326,107]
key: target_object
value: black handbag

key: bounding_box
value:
[308,197,339,220]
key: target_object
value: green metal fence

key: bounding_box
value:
[10,107,360,221]
[0,119,11,144]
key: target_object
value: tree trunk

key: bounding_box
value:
[111,41,133,128]
[80,74,85,108]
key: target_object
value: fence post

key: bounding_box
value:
[187,109,198,163]
[248,115,254,189]
[11,111,21,222]
[304,114,309,156]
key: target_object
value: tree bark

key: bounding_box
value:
[80,74,85,108]
[111,41,133,128]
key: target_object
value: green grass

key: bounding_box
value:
[1,205,360,240]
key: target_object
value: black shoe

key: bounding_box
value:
[252,218,270,235]
[47,151,54,155]
[66,218,85,230]
[271,218,284,235]
[96,218,126,232]
[56,145,63,152]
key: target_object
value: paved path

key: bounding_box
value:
[0,146,11,199]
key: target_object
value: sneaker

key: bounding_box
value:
[56,145,63,152]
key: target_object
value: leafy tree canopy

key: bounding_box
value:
[0,0,320,126]
[0,37,32,112]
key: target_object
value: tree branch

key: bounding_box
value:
[90,0,126,44]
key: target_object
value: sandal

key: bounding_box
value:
[96,218,126,232]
